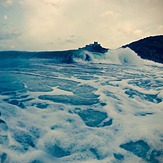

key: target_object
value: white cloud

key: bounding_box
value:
[4,15,8,20]
[100,11,117,17]
[133,30,143,37]
[4,0,12,5]
[1,0,162,50]
[0,0,12,6]
[119,25,143,37]
[10,44,15,49]
[5,0,12,4]
[157,25,163,33]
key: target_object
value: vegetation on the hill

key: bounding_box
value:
[122,35,163,63]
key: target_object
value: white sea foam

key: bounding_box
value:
[100,48,143,66]
[0,54,162,162]
[74,48,144,66]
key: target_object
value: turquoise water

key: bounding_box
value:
[0,50,163,162]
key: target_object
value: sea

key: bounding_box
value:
[0,48,163,163]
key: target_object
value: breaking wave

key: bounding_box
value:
[0,46,163,162]
[0,47,144,66]
[74,48,143,66]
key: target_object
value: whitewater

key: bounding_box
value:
[0,48,163,163]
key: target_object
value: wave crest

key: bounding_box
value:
[72,48,144,66]
[0,48,144,66]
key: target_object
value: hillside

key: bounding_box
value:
[122,35,163,63]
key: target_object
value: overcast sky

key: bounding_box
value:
[0,0,163,51]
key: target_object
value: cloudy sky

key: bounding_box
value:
[0,0,163,51]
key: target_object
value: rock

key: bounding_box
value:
[81,42,108,53]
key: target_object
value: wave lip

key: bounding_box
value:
[104,48,144,66]
[72,47,144,66]
[0,47,144,66]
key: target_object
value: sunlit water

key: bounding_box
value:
[0,50,163,162]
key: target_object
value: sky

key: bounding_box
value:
[0,0,163,51]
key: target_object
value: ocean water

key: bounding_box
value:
[0,48,163,163]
